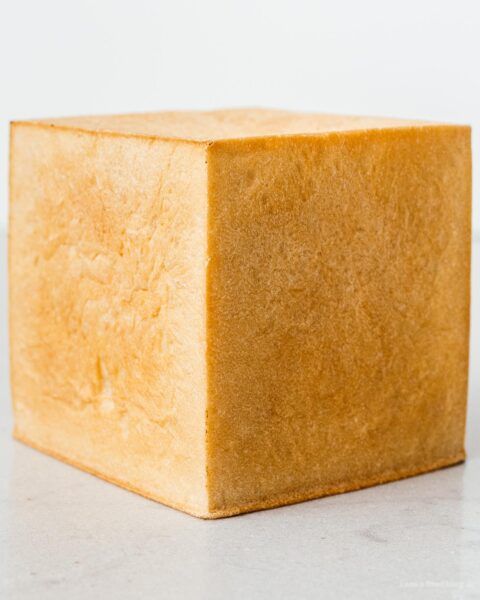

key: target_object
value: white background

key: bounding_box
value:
[0,0,479,233]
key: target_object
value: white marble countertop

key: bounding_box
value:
[1,231,479,600]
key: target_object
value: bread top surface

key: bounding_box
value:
[14,108,442,142]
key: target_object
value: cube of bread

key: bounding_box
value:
[9,109,471,518]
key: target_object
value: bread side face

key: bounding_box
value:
[9,124,209,515]
[205,127,471,516]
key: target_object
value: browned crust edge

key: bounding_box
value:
[13,430,465,520]
[10,119,470,146]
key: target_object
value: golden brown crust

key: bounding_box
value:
[206,453,466,519]
[10,111,471,519]
[13,431,211,519]
[10,120,209,145]
[14,431,464,519]
[11,107,455,143]
[10,124,210,515]
[205,126,471,514]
